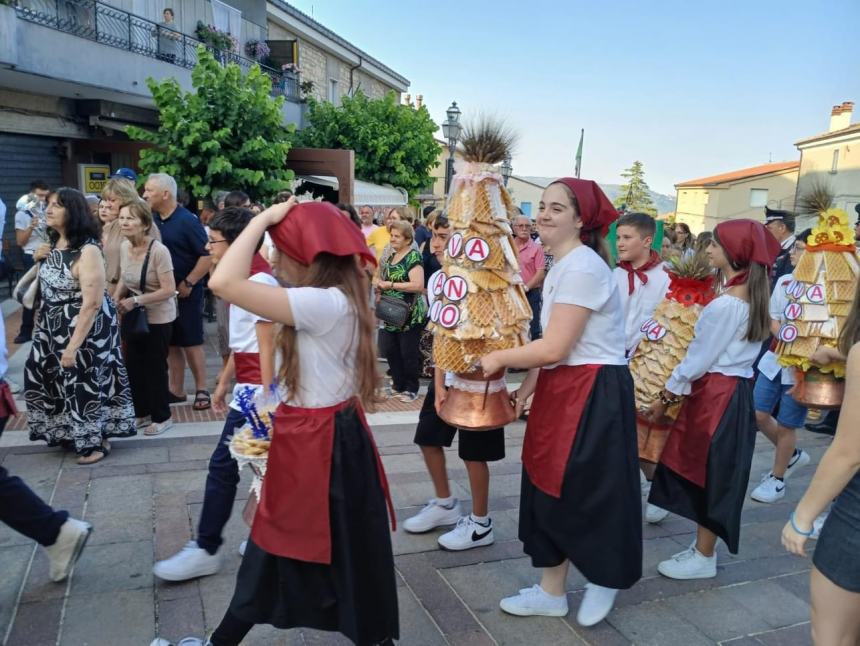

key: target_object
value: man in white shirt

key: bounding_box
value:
[13,180,50,344]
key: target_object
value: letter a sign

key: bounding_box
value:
[465,238,490,263]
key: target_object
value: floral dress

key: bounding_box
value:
[380,248,428,332]
[26,242,136,455]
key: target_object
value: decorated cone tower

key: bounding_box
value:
[776,199,860,408]
[630,253,716,463]
[429,121,531,430]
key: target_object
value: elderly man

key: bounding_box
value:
[143,173,212,410]
[359,205,377,239]
[513,215,546,339]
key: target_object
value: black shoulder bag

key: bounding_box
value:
[121,240,155,340]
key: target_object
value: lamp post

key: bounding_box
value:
[442,100,462,195]
[500,153,512,187]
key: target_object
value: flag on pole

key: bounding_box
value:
[574,128,584,178]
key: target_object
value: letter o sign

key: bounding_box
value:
[778,323,799,343]
[438,304,461,329]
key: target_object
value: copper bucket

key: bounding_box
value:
[438,370,517,431]
[790,368,844,410]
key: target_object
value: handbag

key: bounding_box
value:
[121,240,155,340]
[13,262,40,310]
[375,252,416,328]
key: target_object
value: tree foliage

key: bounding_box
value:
[613,160,656,216]
[298,91,440,198]
[127,47,294,202]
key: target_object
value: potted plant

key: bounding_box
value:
[244,39,270,62]
[195,21,237,52]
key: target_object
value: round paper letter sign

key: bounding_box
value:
[438,304,461,329]
[447,233,463,258]
[784,302,803,321]
[443,275,468,302]
[778,324,798,343]
[806,284,825,304]
[429,300,443,323]
[430,272,447,297]
[464,237,490,263]
[644,323,667,342]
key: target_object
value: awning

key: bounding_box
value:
[295,175,408,206]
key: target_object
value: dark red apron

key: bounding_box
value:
[523,364,601,498]
[234,352,262,385]
[660,372,738,488]
[0,382,18,418]
[250,398,396,564]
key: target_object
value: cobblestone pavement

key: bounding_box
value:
[0,412,827,646]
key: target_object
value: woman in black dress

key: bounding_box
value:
[25,188,135,464]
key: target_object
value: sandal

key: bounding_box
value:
[192,390,211,411]
[76,441,111,465]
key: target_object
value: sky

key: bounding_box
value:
[286,0,860,195]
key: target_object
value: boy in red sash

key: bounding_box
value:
[153,207,276,582]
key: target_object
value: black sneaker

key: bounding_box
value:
[168,392,187,405]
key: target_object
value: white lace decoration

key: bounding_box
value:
[449,375,508,394]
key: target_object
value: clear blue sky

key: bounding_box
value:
[288,0,860,195]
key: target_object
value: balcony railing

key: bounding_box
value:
[13,0,300,100]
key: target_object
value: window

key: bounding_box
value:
[831,149,840,174]
[211,0,241,38]
[520,202,532,216]
[749,188,768,208]
[329,79,339,103]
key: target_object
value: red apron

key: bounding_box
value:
[523,364,601,498]
[660,372,738,488]
[234,352,262,385]
[250,398,396,564]
[0,382,17,418]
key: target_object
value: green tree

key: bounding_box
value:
[298,91,440,198]
[127,48,294,202]
[614,160,656,216]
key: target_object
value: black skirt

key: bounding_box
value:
[519,365,643,589]
[649,379,756,554]
[228,408,399,645]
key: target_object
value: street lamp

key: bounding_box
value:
[442,100,462,195]
[500,153,512,187]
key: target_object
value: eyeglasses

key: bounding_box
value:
[207,238,228,245]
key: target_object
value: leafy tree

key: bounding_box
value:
[127,48,294,202]
[298,91,440,198]
[614,161,656,216]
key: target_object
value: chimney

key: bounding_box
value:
[829,101,854,132]
[416,95,423,109]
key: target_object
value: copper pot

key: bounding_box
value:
[438,370,517,431]
[791,368,844,409]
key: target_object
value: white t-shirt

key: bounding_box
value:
[666,294,760,396]
[758,274,796,385]
[285,286,358,408]
[614,262,671,358]
[540,245,627,367]
[229,271,279,411]
[15,205,49,255]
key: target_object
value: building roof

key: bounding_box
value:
[675,161,799,188]
[795,122,860,147]
[267,0,409,87]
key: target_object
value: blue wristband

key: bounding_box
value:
[789,512,813,537]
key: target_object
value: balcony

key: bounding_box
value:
[0,0,304,124]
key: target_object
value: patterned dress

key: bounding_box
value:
[26,242,136,455]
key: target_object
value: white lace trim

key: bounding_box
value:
[448,375,508,394]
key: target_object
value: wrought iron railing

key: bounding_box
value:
[13,0,300,100]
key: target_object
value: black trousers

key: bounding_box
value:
[0,417,68,546]
[124,321,172,422]
[526,288,542,340]
[379,326,423,394]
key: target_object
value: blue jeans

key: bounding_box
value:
[753,371,808,429]
[527,288,542,340]
[196,408,246,554]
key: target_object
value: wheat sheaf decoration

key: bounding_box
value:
[458,116,518,165]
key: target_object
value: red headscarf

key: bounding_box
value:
[268,201,377,268]
[552,178,619,239]
[714,219,781,286]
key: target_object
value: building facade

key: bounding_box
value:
[674,161,799,233]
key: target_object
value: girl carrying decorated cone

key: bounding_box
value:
[480,178,641,627]
[645,219,779,579]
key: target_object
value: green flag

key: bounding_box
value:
[574,129,584,178]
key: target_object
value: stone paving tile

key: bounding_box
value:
[0,545,33,638]
[607,600,714,645]
[71,540,153,595]
[5,597,64,646]
[718,580,810,630]
[753,622,811,645]
[60,588,155,646]
[666,588,773,642]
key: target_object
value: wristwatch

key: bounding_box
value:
[132,295,139,306]
[183,279,194,289]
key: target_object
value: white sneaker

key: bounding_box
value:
[645,503,670,524]
[437,516,494,551]
[810,512,829,540]
[153,541,223,581]
[499,584,569,617]
[238,540,247,556]
[576,583,618,627]
[759,449,811,481]
[403,498,462,533]
[44,518,92,582]
[657,546,717,580]
[751,474,786,503]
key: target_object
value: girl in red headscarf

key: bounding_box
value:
[480,179,642,627]
[645,219,779,580]
[194,199,398,646]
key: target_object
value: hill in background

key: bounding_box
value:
[518,176,676,215]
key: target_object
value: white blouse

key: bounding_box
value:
[665,294,760,396]
[614,262,671,358]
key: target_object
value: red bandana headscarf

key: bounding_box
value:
[552,178,619,240]
[268,201,377,268]
[714,219,780,286]
[618,250,663,295]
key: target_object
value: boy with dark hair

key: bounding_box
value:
[153,207,278,581]
[223,191,251,209]
[613,212,671,524]
[404,216,504,551]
